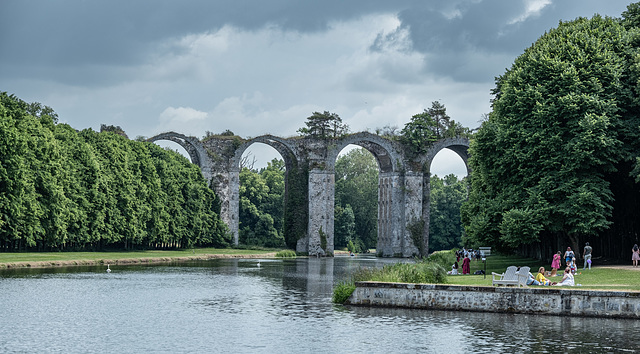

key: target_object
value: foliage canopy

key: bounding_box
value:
[461,8,640,256]
[0,92,230,251]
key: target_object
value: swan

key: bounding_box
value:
[257,261,261,268]
[106,264,111,273]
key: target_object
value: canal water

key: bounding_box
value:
[1,256,639,353]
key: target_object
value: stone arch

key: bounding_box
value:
[423,137,471,175]
[321,133,406,256]
[418,137,471,255]
[326,132,402,173]
[147,132,204,167]
[147,132,214,183]
[231,135,299,172]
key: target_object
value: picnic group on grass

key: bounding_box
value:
[449,243,596,287]
[449,248,486,275]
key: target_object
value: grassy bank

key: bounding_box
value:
[334,252,640,304]
[447,254,640,292]
[0,248,279,269]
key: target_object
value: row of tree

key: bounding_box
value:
[461,4,640,259]
[0,92,230,251]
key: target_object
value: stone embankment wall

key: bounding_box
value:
[347,282,640,319]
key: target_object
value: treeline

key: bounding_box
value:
[0,92,230,251]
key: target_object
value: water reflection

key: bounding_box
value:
[1,256,638,353]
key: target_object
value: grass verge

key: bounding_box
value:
[0,248,280,269]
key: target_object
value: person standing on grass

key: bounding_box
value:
[550,251,561,277]
[564,247,575,267]
[583,242,593,270]
[462,254,471,275]
[632,244,640,267]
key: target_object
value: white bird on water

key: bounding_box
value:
[106,264,111,273]
[257,261,261,268]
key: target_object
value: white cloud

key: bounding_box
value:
[157,106,208,134]
[508,0,552,25]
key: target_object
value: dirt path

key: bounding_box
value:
[596,265,640,271]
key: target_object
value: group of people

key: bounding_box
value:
[526,266,575,286]
[549,243,593,277]
[450,248,486,275]
[448,259,470,275]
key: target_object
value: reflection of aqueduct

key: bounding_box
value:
[148,132,469,257]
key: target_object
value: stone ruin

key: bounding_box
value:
[148,131,469,257]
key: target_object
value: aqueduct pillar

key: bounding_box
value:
[149,131,469,258]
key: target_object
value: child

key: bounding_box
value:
[569,256,577,275]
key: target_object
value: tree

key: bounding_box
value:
[335,148,378,250]
[427,101,450,138]
[297,111,350,139]
[462,12,640,258]
[334,204,356,248]
[400,102,471,156]
[238,160,286,248]
[429,174,467,251]
[399,110,438,155]
[0,92,230,251]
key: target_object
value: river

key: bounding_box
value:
[1,255,638,353]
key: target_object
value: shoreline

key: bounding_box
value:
[0,252,278,269]
[348,281,640,319]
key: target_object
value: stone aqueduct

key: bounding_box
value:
[148,132,470,257]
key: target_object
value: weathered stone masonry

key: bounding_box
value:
[348,282,640,319]
[148,132,470,257]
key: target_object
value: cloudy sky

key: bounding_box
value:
[0,0,632,176]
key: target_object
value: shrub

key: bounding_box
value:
[332,281,356,304]
[425,250,456,269]
[350,261,447,284]
[275,250,297,258]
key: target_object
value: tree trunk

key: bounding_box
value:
[568,233,580,261]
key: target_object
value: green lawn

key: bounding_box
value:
[447,254,640,291]
[0,248,277,267]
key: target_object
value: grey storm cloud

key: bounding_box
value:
[0,0,632,176]
[1,0,630,85]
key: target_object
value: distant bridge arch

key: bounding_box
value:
[326,132,402,173]
[232,135,300,172]
[424,137,471,175]
[153,130,470,257]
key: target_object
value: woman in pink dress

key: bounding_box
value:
[462,255,471,275]
[550,251,561,276]
[632,244,640,267]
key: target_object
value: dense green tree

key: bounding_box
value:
[429,174,467,251]
[238,159,286,248]
[399,110,438,156]
[297,111,350,138]
[335,148,378,250]
[0,92,230,251]
[334,204,356,248]
[400,101,470,157]
[462,11,640,258]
